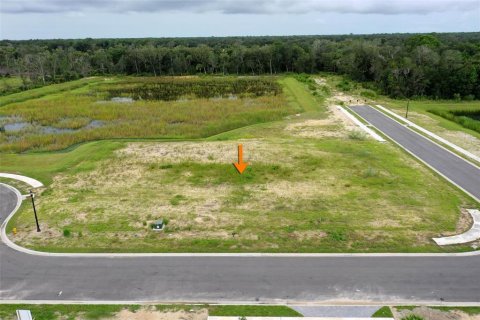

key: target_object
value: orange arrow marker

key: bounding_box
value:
[233,144,249,174]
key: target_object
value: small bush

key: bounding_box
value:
[348,130,367,140]
[360,89,377,99]
[453,93,461,101]
[362,167,379,178]
[63,229,71,237]
[463,94,475,101]
[170,194,186,206]
[319,85,331,95]
[337,80,352,92]
[329,230,347,241]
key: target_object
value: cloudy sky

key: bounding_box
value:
[1,0,479,39]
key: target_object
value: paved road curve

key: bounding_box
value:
[350,105,480,202]
[1,185,480,303]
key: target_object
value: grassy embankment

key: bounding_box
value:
[2,75,475,253]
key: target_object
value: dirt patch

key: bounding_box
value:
[285,105,357,139]
[13,223,63,245]
[118,140,283,165]
[327,90,357,105]
[393,306,480,320]
[292,230,327,240]
[111,308,208,320]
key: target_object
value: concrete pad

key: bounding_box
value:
[433,209,480,245]
[291,306,382,317]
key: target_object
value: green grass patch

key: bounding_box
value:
[208,305,302,317]
[0,304,300,320]
[0,304,128,320]
[372,306,393,318]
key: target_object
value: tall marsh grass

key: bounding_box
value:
[0,77,293,152]
[428,108,480,133]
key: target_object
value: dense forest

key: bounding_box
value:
[1,33,479,99]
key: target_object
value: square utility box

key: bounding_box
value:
[152,219,164,231]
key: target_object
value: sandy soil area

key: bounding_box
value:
[394,306,480,320]
[109,308,208,320]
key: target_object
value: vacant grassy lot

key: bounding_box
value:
[4,76,475,253]
[0,76,296,152]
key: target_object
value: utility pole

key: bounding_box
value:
[29,190,40,232]
[405,99,410,118]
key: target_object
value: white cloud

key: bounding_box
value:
[2,0,479,15]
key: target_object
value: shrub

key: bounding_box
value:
[348,130,367,140]
[63,229,71,237]
[428,109,480,133]
[362,167,379,178]
[170,194,186,205]
[319,85,331,95]
[337,80,353,92]
[453,93,461,101]
[463,94,475,101]
[329,230,347,241]
[360,89,377,99]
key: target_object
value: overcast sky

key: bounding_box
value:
[1,0,479,40]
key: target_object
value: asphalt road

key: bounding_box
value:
[350,105,480,202]
[1,185,480,303]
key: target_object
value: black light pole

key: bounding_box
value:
[405,99,410,118]
[29,190,41,232]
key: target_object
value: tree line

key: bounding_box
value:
[1,33,479,99]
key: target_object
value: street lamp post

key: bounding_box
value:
[405,99,410,118]
[29,190,41,232]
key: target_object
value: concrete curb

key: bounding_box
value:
[375,105,480,163]
[434,209,480,245]
[0,173,44,188]
[1,300,480,306]
[0,183,26,253]
[336,106,386,142]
